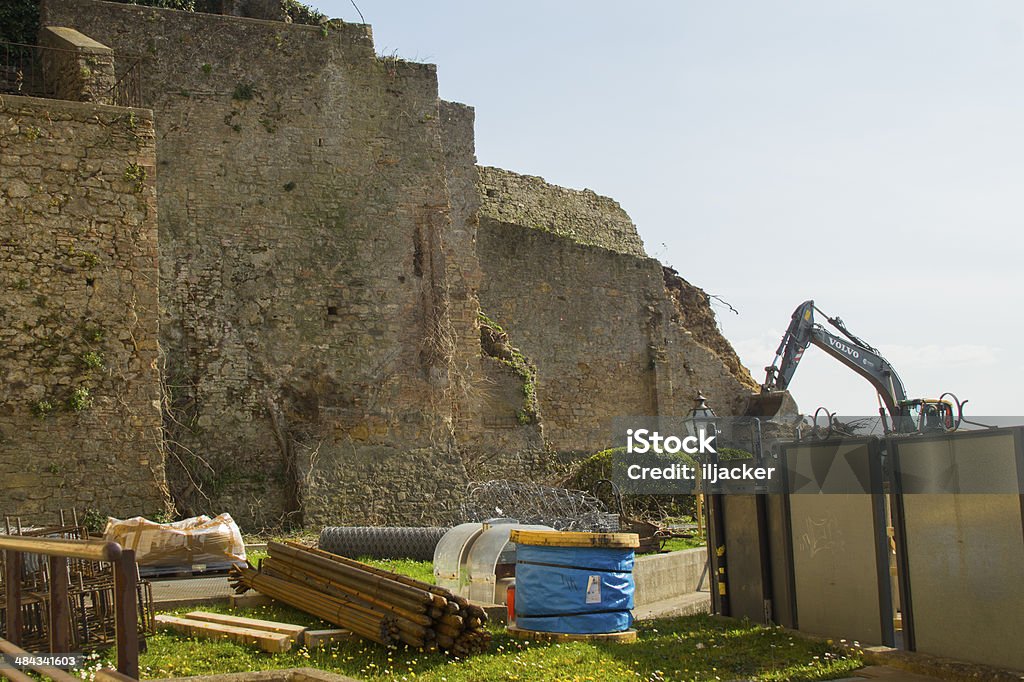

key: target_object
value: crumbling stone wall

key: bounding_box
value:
[11,0,757,528]
[477,170,757,456]
[478,166,646,257]
[39,0,500,528]
[0,94,168,521]
[439,103,550,481]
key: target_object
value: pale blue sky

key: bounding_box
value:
[317,1,1023,417]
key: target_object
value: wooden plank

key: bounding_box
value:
[509,530,640,549]
[303,628,353,649]
[184,611,307,639]
[0,637,80,682]
[154,615,293,653]
[94,669,139,682]
[4,550,22,646]
[0,665,36,682]
[507,625,638,643]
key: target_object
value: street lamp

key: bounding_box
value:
[687,391,730,617]
[688,391,718,443]
[685,391,718,536]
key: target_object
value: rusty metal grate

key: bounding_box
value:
[110,56,145,108]
[0,41,56,98]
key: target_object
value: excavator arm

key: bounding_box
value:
[760,300,909,424]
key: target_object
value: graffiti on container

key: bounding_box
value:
[798,513,845,558]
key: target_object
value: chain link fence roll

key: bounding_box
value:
[318,526,451,561]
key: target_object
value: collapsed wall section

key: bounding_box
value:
[439,104,549,481]
[0,95,168,520]
[478,166,646,257]
[477,169,757,456]
[41,0,478,527]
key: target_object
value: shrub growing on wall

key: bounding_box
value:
[0,0,39,44]
[1,0,326,45]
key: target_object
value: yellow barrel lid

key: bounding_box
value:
[510,529,640,549]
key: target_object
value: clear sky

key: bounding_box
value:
[316,1,1023,417]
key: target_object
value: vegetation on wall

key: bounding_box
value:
[478,311,539,425]
[1,0,327,45]
[280,0,325,25]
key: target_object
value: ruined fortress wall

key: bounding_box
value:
[438,103,549,480]
[478,166,646,257]
[477,171,756,455]
[10,1,757,526]
[477,220,659,454]
[0,95,168,520]
[41,0,478,527]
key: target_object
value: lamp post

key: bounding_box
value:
[685,390,729,617]
[685,391,718,536]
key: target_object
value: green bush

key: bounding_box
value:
[565,447,698,522]
[565,445,756,523]
[280,0,325,25]
[1,0,327,46]
[0,0,40,44]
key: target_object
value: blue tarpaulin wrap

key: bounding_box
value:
[515,543,635,634]
[516,611,634,635]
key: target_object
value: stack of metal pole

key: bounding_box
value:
[227,541,491,656]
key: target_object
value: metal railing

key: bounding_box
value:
[0,41,57,99]
[110,57,144,108]
[0,535,139,680]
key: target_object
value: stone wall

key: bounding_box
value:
[477,183,757,456]
[478,166,646,257]
[439,103,550,481]
[39,0,497,528]
[7,0,759,527]
[0,94,168,521]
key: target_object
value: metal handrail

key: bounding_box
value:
[1,535,139,679]
[0,535,121,562]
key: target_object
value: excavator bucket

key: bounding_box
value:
[744,390,798,419]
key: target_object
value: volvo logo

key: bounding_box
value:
[828,337,860,359]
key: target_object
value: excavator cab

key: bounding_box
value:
[898,399,955,434]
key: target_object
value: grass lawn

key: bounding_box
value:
[153,548,861,680]
[659,536,706,552]
[242,550,435,586]
[108,600,861,681]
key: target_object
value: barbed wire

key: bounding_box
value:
[454,480,619,532]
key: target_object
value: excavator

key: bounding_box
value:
[747,300,957,435]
